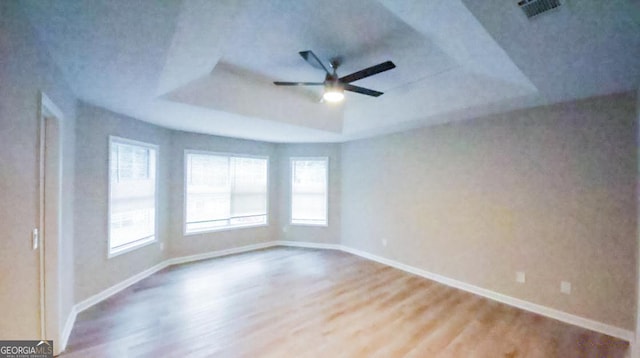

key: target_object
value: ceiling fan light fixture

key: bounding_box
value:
[323,86,344,103]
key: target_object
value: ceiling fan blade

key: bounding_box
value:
[299,50,331,74]
[344,84,383,97]
[339,61,396,84]
[274,81,325,86]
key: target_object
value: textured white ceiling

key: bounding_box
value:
[20,0,640,143]
[462,0,640,103]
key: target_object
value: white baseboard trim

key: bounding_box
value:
[74,261,169,314]
[67,241,634,349]
[65,242,282,352]
[275,240,342,251]
[338,245,635,343]
[166,241,279,266]
[74,242,280,315]
[280,241,634,342]
[59,306,77,353]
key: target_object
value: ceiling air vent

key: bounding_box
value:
[517,0,561,18]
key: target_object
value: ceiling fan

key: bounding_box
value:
[274,50,396,103]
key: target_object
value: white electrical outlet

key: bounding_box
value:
[159,243,164,251]
[516,271,526,283]
[382,238,388,247]
[561,281,571,294]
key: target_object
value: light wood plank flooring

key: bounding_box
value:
[62,247,628,357]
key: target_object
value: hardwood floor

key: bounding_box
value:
[62,247,628,357]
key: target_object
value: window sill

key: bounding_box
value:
[184,223,269,236]
[108,236,156,258]
[290,222,329,227]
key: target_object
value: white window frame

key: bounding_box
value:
[183,150,270,235]
[108,136,159,258]
[290,156,329,227]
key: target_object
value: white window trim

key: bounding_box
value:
[108,136,159,258]
[183,149,270,236]
[290,156,329,227]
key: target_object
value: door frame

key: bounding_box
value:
[38,92,64,354]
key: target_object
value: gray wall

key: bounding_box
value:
[167,131,278,258]
[340,92,638,330]
[277,144,341,244]
[74,104,171,302]
[0,1,77,339]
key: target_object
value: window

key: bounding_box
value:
[185,152,268,234]
[108,137,157,256]
[291,157,328,226]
